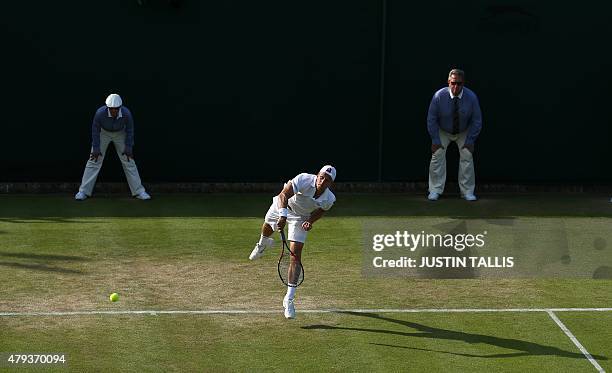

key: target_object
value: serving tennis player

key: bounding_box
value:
[249,165,337,319]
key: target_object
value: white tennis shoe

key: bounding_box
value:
[283,297,296,319]
[249,237,273,260]
[249,243,266,260]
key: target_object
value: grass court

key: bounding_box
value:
[0,194,610,372]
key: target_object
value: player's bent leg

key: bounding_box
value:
[250,203,281,260]
[249,223,275,260]
[261,222,274,236]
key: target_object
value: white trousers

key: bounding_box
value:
[428,129,475,196]
[78,129,145,196]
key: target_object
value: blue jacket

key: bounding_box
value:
[427,87,482,145]
[91,106,135,152]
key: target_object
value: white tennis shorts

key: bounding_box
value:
[264,197,308,243]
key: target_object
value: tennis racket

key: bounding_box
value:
[278,229,304,287]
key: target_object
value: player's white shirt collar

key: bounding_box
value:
[448,87,464,99]
[107,108,123,118]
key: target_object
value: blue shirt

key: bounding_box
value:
[427,87,482,145]
[91,106,135,152]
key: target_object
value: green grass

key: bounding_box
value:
[556,312,612,372]
[1,313,606,372]
[0,194,610,372]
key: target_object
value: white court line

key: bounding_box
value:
[547,311,605,373]
[1,308,611,317]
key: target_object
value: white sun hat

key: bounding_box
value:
[105,94,123,108]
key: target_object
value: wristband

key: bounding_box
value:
[279,208,288,217]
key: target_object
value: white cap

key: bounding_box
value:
[105,94,123,108]
[319,165,336,181]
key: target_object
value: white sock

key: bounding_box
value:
[257,235,270,246]
[286,285,296,300]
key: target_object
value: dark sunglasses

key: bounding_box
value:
[450,81,464,86]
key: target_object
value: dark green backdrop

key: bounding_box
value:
[1,1,610,182]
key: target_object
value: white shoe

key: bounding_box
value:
[136,191,151,200]
[249,243,266,260]
[283,297,296,319]
[427,192,440,201]
[75,191,87,201]
[464,194,477,201]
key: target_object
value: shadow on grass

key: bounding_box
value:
[0,217,108,224]
[0,252,88,274]
[302,312,608,361]
[0,261,83,274]
[0,252,91,261]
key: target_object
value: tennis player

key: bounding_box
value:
[249,165,337,319]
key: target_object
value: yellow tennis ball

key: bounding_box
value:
[109,293,119,302]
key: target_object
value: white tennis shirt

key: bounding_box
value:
[287,173,336,217]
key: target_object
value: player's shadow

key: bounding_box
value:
[0,252,88,274]
[0,261,83,274]
[302,312,608,361]
[0,252,90,262]
[0,217,106,224]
